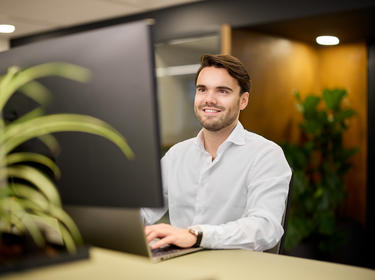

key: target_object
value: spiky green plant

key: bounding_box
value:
[0,63,134,253]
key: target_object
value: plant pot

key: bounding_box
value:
[0,233,89,275]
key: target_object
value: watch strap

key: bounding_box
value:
[188,228,203,248]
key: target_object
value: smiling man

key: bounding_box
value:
[142,54,292,251]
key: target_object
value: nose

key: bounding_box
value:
[204,90,217,105]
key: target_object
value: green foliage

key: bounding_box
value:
[0,63,134,253]
[283,89,358,252]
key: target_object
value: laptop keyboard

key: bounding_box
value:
[151,245,182,257]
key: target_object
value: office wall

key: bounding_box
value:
[232,29,367,224]
[317,44,367,223]
[232,29,320,143]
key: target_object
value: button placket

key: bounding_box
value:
[193,152,211,224]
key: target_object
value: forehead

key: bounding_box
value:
[196,67,240,89]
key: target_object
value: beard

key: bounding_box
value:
[194,103,240,132]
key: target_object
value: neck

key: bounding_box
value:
[202,121,238,160]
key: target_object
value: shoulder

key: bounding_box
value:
[163,137,197,160]
[242,130,290,174]
[242,130,283,154]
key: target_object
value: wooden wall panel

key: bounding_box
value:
[317,44,368,224]
[232,29,319,144]
[231,29,367,224]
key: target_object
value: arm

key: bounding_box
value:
[197,146,292,251]
[145,223,197,249]
[145,174,290,251]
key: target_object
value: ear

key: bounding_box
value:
[239,92,249,111]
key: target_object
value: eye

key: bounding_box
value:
[196,87,206,93]
[219,89,228,94]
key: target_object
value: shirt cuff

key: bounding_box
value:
[193,224,215,248]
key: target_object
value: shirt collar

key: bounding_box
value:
[225,121,246,146]
[194,121,246,150]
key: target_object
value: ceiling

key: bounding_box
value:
[248,6,375,45]
[0,0,201,39]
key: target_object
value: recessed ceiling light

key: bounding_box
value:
[0,24,15,34]
[316,35,339,46]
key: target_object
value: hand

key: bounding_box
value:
[144,223,197,249]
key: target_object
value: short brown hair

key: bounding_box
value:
[195,54,250,95]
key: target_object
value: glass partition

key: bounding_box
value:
[155,35,220,149]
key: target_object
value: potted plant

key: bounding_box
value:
[0,62,134,269]
[283,89,358,256]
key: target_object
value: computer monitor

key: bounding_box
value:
[0,20,164,209]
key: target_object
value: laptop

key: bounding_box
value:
[64,206,203,262]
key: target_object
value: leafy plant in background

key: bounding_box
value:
[283,89,358,253]
[0,63,134,254]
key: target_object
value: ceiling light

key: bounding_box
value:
[0,24,15,34]
[316,35,339,46]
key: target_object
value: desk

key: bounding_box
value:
[2,247,374,280]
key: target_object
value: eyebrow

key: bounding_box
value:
[196,85,233,92]
[217,86,233,92]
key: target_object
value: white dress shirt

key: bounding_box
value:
[142,121,292,251]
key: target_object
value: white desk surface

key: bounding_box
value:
[2,247,375,280]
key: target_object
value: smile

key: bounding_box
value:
[203,108,221,113]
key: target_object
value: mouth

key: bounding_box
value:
[202,107,222,114]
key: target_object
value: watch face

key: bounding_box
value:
[189,228,199,236]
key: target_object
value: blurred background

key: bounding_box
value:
[1,0,374,269]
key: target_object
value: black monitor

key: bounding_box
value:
[0,20,164,209]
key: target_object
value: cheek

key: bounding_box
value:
[194,94,202,106]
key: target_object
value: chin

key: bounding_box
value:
[202,122,224,132]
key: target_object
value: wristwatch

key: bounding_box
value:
[188,227,203,248]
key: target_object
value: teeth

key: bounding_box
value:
[205,109,219,113]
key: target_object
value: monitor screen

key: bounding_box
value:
[0,20,164,208]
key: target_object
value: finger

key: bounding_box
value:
[145,228,153,237]
[151,236,175,249]
[145,223,169,234]
[145,225,160,236]
[146,227,170,241]
[146,232,158,243]
[144,225,155,235]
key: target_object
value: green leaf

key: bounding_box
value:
[28,213,62,242]
[48,204,83,246]
[18,80,51,105]
[9,183,50,210]
[284,214,314,251]
[37,134,61,156]
[335,109,356,122]
[7,107,44,126]
[4,165,61,206]
[1,114,134,160]
[315,210,335,235]
[4,198,45,247]
[322,89,347,110]
[302,95,320,116]
[58,222,77,253]
[0,66,19,111]
[301,119,322,135]
[0,62,91,112]
[6,152,61,179]
[6,109,62,157]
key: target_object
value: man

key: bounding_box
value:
[142,54,291,251]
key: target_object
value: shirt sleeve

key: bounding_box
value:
[196,145,292,251]
[140,153,170,225]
